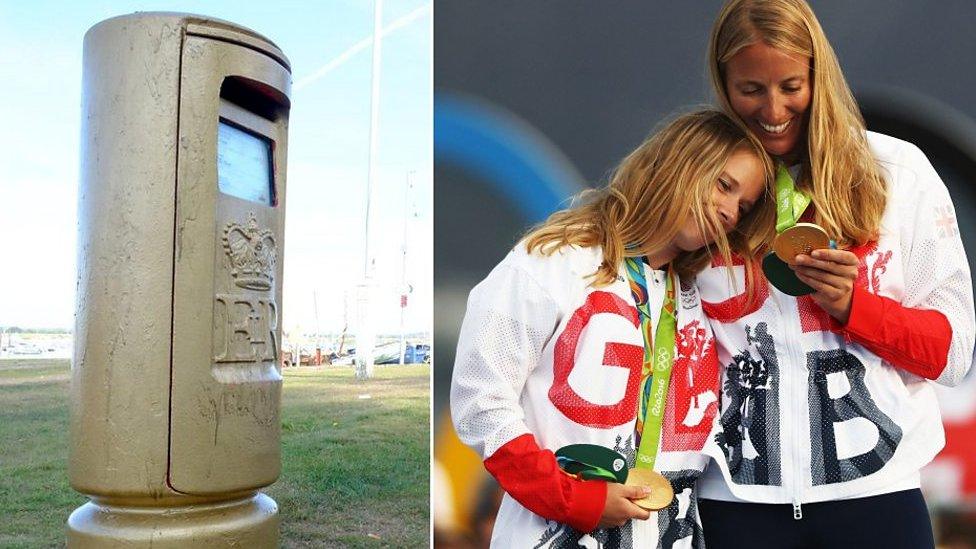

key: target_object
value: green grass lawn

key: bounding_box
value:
[0,359,430,548]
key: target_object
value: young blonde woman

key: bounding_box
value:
[451,109,771,548]
[696,1,976,548]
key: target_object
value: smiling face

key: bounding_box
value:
[671,146,767,252]
[724,42,812,159]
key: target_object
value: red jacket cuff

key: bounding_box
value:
[840,285,951,379]
[569,476,608,532]
[484,433,608,533]
[843,284,884,334]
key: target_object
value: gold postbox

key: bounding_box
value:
[68,13,290,547]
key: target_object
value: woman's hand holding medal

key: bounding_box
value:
[790,248,860,323]
[555,443,665,528]
[598,484,653,528]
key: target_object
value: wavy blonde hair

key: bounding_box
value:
[523,109,774,287]
[709,0,887,246]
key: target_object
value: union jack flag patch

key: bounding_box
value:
[935,205,959,239]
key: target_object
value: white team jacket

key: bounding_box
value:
[696,131,976,512]
[452,244,722,549]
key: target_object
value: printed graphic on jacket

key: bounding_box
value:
[549,291,643,429]
[714,322,782,486]
[656,470,705,549]
[663,321,719,452]
[546,292,720,454]
[807,349,903,485]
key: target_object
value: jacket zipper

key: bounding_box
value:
[787,295,805,520]
[772,288,804,520]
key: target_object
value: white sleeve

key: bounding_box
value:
[898,143,976,386]
[449,263,561,459]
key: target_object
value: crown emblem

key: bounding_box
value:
[223,212,277,291]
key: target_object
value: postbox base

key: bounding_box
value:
[66,492,278,548]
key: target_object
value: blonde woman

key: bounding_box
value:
[451,110,770,548]
[696,1,975,547]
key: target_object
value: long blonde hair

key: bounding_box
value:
[523,109,774,286]
[709,0,887,246]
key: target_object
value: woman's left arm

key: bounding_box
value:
[794,143,975,386]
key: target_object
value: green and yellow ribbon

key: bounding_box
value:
[623,257,677,471]
[774,163,812,233]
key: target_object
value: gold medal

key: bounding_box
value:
[624,468,674,511]
[772,222,830,263]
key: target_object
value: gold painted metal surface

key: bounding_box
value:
[69,13,289,547]
[185,23,289,69]
[71,11,184,500]
[67,494,278,548]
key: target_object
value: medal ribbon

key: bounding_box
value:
[774,163,812,233]
[623,257,677,471]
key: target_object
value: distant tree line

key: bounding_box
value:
[0,327,72,334]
